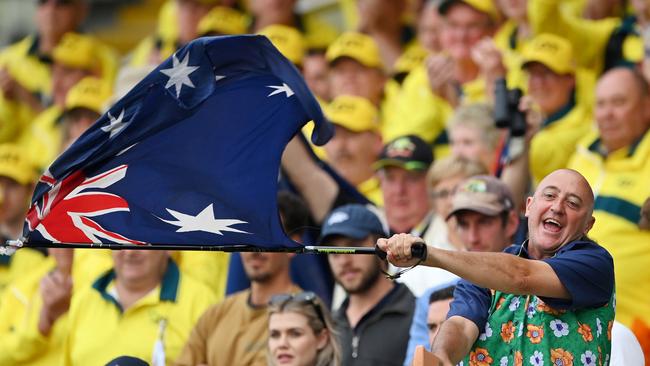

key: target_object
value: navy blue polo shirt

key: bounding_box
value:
[447,240,614,331]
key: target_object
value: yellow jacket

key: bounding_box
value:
[568,129,650,327]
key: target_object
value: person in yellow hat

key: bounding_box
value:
[247,0,337,51]
[129,0,219,67]
[0,0,88,143]
[58,76,111,150]
[520,33,593,186]
[17,32,117,171]
[258,24,306,67]
[326,31,389,114]
[0,144,48,296]
[323,95,384,205]
[197,5,249,36]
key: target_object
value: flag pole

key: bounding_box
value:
[1,240,380,256]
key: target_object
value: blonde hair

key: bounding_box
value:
[447,103,501,151]
[267,294,342,366]
[426,155,488,189]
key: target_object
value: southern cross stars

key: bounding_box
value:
[160,52,199,97]
[101,109,128,138]
[159,203,249,236]
[267,83,294,98]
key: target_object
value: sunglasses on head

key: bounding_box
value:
[269,291,326,324]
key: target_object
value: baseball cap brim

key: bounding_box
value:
[446,197,505,220]
[373,159,429,172]
[319,226,375,245]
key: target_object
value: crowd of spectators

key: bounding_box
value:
[0,0,649,365]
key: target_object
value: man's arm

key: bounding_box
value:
[281,134,338,223]
[431,316,479,365]
[377,234,571,300]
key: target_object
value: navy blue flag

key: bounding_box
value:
[23,35,333,249]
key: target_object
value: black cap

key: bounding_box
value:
[373,135,433,171]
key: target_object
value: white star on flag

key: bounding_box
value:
[267,83,294,98]
[160,52,200,97]
[101,110,128,138]
[159,203,249,235]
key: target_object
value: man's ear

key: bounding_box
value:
[584,216,595,235]
[524,196,533,217]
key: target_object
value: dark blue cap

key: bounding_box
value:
[319,204,387,244]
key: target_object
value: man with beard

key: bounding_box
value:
[174,193,303,366]
[322,204,415,365]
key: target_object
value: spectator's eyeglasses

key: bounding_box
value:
[38,0,76,6]
[269,291,326,324]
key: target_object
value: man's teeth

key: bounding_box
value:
[544,219,561,226]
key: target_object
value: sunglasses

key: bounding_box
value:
[269,291,326,324]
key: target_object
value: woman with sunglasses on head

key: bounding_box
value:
[267,292,341,366]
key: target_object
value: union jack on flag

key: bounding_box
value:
[22,35,332,249]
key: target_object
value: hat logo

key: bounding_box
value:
[386,137,415,158]
[537,41,559,53]
[463,179,487,193]
[327,212,349,225]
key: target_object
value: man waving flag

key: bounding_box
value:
[21,35,333,250]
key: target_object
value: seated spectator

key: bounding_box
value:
[427,285,456,345]
[0,144,46,294]
[18,31,117,170]
[58,76,111,149]
[521,33,593,186]
[323,95,384,205]
[63,250,214,365]
[175,193,304,365]
[447,103,502,173]
[267,292,341,366]
[321,204,416,365]
[568,67,650,355]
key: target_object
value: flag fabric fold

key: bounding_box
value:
[23,35,332,249]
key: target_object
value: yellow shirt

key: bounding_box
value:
[568,130,650,327]
[64,260,215,366]
[0,249,112,366]
[358,176,383,207]
[0,247,48,297]
[529,94,593,186]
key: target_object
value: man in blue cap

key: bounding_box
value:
[322,204,415,366]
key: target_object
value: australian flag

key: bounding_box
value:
[22,35,333,249]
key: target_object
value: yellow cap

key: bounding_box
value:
[0,144,36,185]
[394,43,428,75]
[438,0,500,23]
[258,25,306,66]
[52,32,98,71]
[326,32,383,69]
[325,95,379,132]
[197,6,249,36]
[521,33,576,75]
[64,77,111,114]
